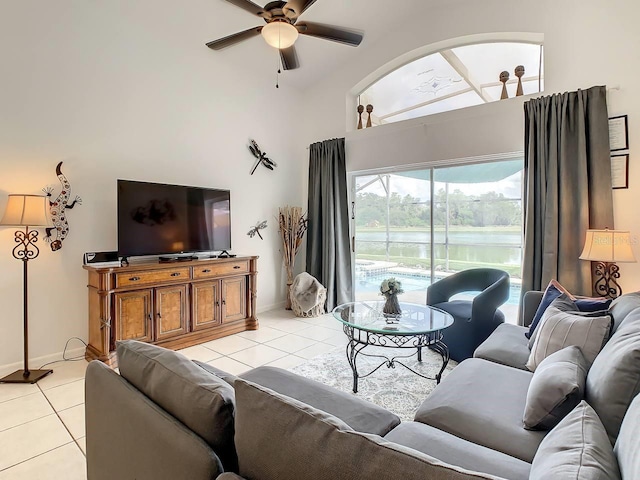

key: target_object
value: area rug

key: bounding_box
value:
[289,345,457,421]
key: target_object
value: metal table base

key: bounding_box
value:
[343,324,450,393]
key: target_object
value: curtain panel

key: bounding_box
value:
[522,85,613,303]
[306,138,353,310]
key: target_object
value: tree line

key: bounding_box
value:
[356,189,522,228]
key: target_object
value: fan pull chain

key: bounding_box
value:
[276,50,281,89]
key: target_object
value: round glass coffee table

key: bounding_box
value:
[333,301,454,393]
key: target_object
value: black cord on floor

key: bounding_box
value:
[39,337,89,369]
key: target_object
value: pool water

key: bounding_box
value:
[356,272,522,305]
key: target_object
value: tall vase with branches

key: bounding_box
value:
[278,206,308,309]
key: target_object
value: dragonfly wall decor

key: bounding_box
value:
[248,139,277,175]
[247,220,268,240]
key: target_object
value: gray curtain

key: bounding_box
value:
[522,85,613,301]
[306,138,353,310]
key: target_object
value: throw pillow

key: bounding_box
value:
[529,401,621,480]
[526,280,575,339]
[526,296,613,371]
[116,340,238,472]
[526,280,612,339]
[527,294,612,350]
[523,346,589,430]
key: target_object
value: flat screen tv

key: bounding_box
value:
[117,180,231,257]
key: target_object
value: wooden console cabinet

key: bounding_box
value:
[84,256,258,365]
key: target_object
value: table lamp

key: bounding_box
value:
[579,229,637,299]
[0,194,54,383]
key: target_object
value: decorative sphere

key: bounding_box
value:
[366,104,373,113]
[500,71,510,82]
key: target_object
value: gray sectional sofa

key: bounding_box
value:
[85,292,640,480]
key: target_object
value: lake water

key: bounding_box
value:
[356,229,522,266]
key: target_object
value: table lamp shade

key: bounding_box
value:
[0,195,52,227]
[579,229,637,263]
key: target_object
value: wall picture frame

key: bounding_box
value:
[609,115,629,151]
[611,154,629,189]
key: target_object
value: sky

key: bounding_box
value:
[355,170,523,202]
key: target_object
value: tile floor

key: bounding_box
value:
[0,309,346,479]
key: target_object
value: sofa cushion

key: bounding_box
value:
[384,422,531,480]
[586,311,640,443]
[233,378,500,480]
[523,346,588,430]
[609,292,640,333]
[473,323,530,370]
[116,340,237,471]
[614,392,640,479]
[239,366,400,436]
[526,296,612,371]
[529,401,621,480]
[414,358,544,463]
[193,360,239,386]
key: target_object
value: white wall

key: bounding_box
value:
[301,0,640,293]
[0,1,308,369]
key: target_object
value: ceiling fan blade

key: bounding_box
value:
[280,45,299,70]
[296,22,363,46]
[283,0,319,18]
[206,26,262,50]
[223,0,268,17]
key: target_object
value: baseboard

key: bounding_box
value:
[0,347,86,378]
[0,304,288,376]
[257,300,286,314]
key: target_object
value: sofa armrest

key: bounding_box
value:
[239,366,400,436]
[86,361,222,480]
[521,290,543,327]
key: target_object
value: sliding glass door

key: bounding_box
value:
[353,170,432,304]
[351,159,523,319]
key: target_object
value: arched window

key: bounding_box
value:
[358,42,544,126]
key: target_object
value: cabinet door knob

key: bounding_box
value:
[233,266,241,269]
[130,276,140,281]
[222,299,226,305]
[157,312,162,318]
[147,313,151,320]
[202,269,211,273]
[215,300,220,307]
[170,272,181,277]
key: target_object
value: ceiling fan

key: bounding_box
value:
[206,0,364,70]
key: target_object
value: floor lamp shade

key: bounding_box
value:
[0,194,53,384]
[579,229,637,298]
[0,194,52,227]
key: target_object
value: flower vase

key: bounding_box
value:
[382,294,402,316]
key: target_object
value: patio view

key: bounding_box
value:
[353,159,523,320]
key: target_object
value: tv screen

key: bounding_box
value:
[117,180,231,257]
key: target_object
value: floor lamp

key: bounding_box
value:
[579,229,637,299]
[0,194,54,384]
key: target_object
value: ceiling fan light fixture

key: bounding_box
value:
[261,21,298,49]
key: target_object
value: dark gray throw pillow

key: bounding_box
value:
[116,340,237,472]
[529,401,621,480]
[523,346,588,430]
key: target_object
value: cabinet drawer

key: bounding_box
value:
[193,261,249,279]
[116,267,190,288]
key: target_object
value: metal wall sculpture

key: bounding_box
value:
[43,162,82,251]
